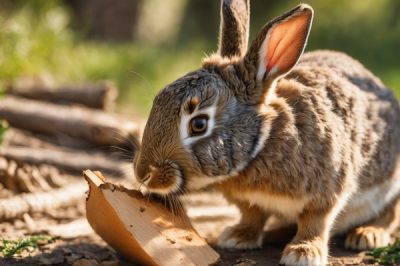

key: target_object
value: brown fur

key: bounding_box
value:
[135,3,400,265]
[219,0,250,57]
[209,49,400,264]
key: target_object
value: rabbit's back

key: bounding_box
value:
[300,50,395,98]
[281,50,400,192]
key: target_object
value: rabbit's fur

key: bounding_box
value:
[134,1,400,265]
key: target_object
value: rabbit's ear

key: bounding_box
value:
[218,0,250,57]
[244,4,313,86]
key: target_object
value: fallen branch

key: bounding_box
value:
[7,79,118,110]
[0,146,130,177]
[0,96,140,147]
[0,181,86,220]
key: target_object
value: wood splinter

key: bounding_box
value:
[83,170,220,266]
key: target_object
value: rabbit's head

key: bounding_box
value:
[134,1,313,195]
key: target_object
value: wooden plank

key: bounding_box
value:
[84,170,220,266]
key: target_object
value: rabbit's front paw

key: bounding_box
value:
[345,226,390,250]
[280,241,327,266]
[218,224,263,250]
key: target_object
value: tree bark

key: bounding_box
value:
[7,80,118,111]
[0,96,140,148]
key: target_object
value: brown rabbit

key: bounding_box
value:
[134,1,400,265]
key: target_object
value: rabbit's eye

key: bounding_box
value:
[189,115,208,136]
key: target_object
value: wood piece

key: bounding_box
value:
[22,213,37,232]
[28,165,53,191]
[0,183,13,199]
[0,157,68,193]
[0,157,8,175]
[0,181,86,220]
[38,165,66,188]
[0,96,140,147]
[5,160,18,192]
[7,79,118,110]
[84,170,220,266]
[0,146,130,177]
[16,167,37,192]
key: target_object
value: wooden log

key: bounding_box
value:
[2,128,59,149]
[0,180,86,220]
[2,128,135,160]
[84,170,220,266]
[0,96,140,148]
[7,79,118,110]
[0,146,130,177]
[2,127,98,151]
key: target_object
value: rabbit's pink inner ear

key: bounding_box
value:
[261,13,312,81]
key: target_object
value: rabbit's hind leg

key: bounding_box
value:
[345,196,400,250]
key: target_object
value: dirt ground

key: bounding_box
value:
[0,189,383,266]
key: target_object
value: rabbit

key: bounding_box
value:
[133,0,400,265]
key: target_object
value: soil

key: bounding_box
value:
[0,191,384,266]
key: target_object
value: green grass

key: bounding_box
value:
[0,235,57,258]
[368,240,400,265]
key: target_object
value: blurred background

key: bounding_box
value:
[0,0,399,116]
[0,1,399,264]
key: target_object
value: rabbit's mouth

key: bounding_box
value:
[138,161,185,196]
